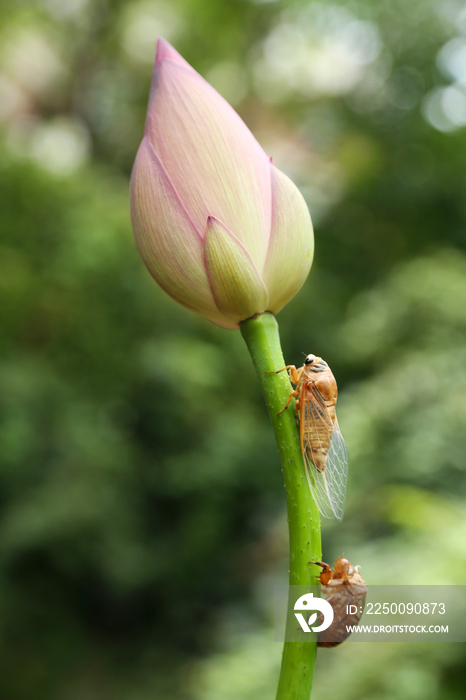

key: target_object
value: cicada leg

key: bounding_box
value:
[266,364,302,384]
[294,397,300,423]
[311,561,333,585]
[277,389,299,416]
[266,365,303,417]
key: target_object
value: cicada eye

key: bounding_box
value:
[304,354,315,365]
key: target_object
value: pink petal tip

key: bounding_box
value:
[155,37,193,72]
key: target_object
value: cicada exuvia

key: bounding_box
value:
[313,558,367,647]
[272,354,348,520]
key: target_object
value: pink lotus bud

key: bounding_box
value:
[130,38,314,329]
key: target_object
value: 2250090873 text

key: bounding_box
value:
[364,603,446,615]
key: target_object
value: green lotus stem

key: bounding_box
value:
[240,312,322,700]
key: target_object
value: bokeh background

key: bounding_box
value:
[1,0,466,697]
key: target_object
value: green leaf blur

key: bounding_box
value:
[1,0,466,697]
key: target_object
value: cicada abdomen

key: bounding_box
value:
[302,386,348,521]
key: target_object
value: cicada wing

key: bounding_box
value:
[301,389,348,521]
[304,450,340,520]
[323,422,348,521]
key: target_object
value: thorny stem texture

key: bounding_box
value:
[240,312,322,700]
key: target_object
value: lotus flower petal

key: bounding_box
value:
[204,217,269,324]
[262,162,314,313]
[131,136,229,324]
[145,39,272,271]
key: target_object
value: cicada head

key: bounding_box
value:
[304,354,328,373]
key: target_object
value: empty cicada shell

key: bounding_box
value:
[314,557,367,648]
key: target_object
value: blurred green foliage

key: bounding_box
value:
[1,0,466,697]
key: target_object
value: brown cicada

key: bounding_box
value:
[272,354,348,520]
[314,557,367,647]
